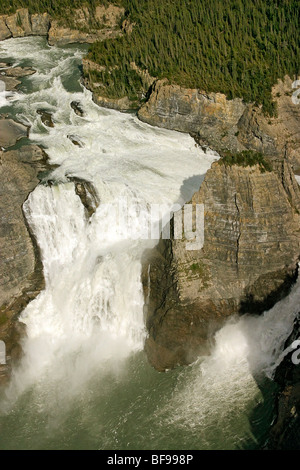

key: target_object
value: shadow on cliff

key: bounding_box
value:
[177,174,206,205]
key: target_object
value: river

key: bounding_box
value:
[0,37,298,450]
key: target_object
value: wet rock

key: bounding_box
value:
[31,13,50,36]
[37,109,54,128]
[0,117,29,148]
[71,101,84,117]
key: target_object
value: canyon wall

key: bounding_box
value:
[143,158,300,371]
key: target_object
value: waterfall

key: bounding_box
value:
[0,37,298,450]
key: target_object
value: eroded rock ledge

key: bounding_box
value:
[138,77,300,171]
[143,157,300,371]
[0,6,125,46]
[268,314,300,449]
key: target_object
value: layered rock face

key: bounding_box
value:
[143,159,300,371]
[0,63,36,93]
[0,6,124,46]
[48,5,124,46]
[0,144,49,382]
[138,77,300,167]
[82,59,155,111]
[268,315,300,449]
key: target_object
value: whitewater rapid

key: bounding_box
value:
[0,37,298,449]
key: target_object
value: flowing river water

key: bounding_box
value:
[0,37,298,450]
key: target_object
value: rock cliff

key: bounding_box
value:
[0,117,29,148]
[0,143,50,383]
[0,9,50,40]
[143,158,300,371]
[268,315,300,449]
[138,79,246,154]
[0,6,124,46]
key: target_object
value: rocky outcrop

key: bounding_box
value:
[0,9,50,39]
[0,63,36,93]
[82,59,155,111]
[71,101,84,117]
[143,158,300,371]
[5,8,32,37]
[67,134,84,147]
[138,79,246,154]
[37,109,54,128]
[0,6,124,46]
[0,16,12,41]
[138,77,300,165]
[47,5,124,46]
[90,92,134,112]
[0,144,50,383]
[268,315,300,449]
[0,66,35,78]
[82,58,134,111]
[0,118,29,148]
[31,13,51,36]
[73,179,100,219]
[47,20,121,46]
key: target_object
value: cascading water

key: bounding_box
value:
[0,37,298,450]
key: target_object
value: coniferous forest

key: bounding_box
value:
[0,0,299,115]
